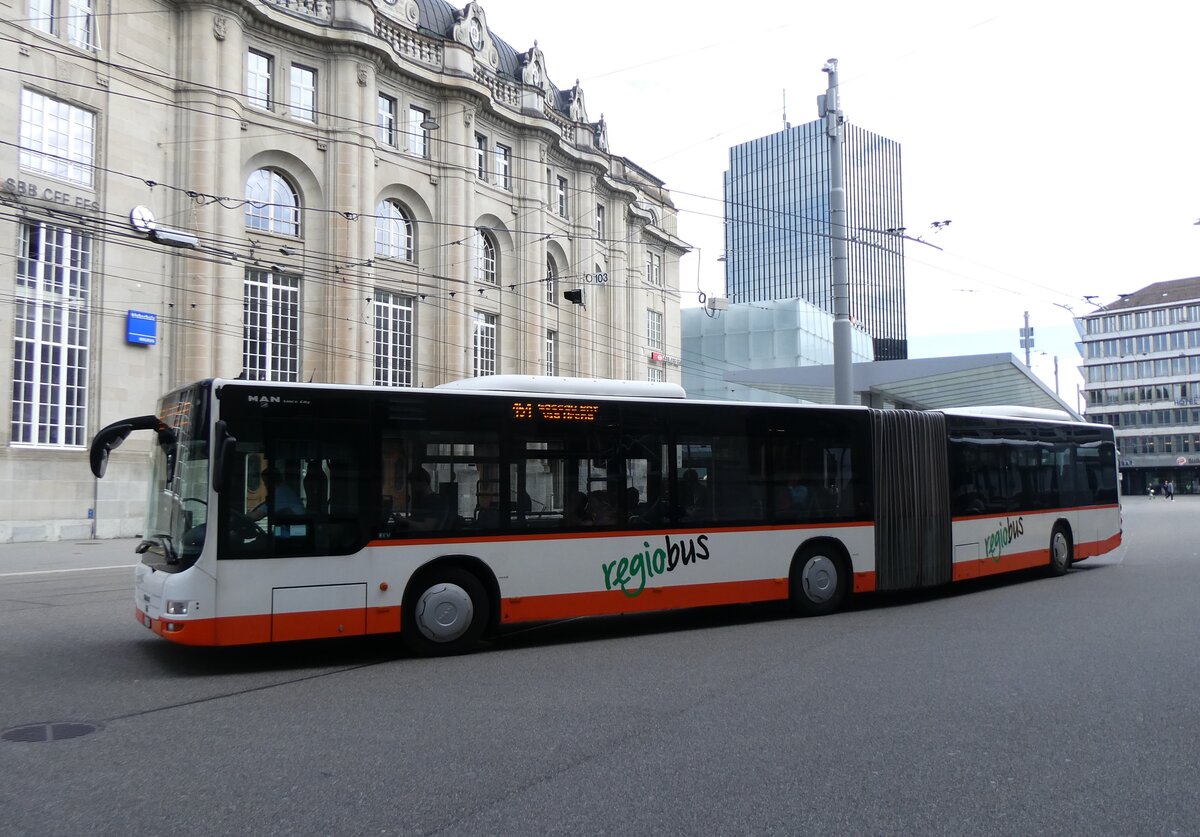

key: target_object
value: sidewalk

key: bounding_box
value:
[0,537,141,575]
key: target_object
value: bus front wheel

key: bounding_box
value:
[1048,524,1073,577]
[790,544,848,617]
[403,567,489,656]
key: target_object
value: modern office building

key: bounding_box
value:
[681,299,873,402]
[1,0,688,541]
[1079,277,1200,495]
[723,120,906,360]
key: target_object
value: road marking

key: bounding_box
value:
[0,564,136,578]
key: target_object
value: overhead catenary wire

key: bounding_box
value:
[4,24,1098,329]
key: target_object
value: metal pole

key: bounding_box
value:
[823,59,853,405]
[1024,311,1031,367]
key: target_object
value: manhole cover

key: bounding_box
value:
[2,722,99,743]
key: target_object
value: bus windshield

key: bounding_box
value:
[142,384,211,571]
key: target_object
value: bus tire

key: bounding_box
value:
[403,567,489,656]
[789,543,848,617]
[1048,524,1073,577]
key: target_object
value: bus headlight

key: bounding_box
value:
[165,600,189,615]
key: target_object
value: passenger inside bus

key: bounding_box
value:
[588,490,617,526]
[250,467,305,522]
[564,491,592,527]
[303,459,327,513]
[405,467,448,531]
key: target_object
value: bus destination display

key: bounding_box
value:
[511,401,599,422]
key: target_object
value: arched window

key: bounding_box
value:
[375,200,414,262]
[245,169,300,236]
[475,229,497,284]
[546,254,558,304]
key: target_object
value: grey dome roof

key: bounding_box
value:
[412,0,569,116]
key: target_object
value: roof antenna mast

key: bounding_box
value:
[783,89,788,129]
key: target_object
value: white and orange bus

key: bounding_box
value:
[90,376,1122,655]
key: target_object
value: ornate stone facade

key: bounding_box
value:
[0,0,687,540]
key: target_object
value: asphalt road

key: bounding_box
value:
[1,498,1198,836]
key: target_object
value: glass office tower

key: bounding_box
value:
[723,120,907,360]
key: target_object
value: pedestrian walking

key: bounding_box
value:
[1165,479,1174,501]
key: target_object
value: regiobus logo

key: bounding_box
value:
[985,516,1025,560]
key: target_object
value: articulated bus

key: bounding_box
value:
[90,376,1122,655]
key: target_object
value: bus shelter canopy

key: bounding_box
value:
[723,353,1081,418]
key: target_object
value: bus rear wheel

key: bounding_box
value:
[1048,525,1073,577]
[790,544,848,617]
[403,567,489,656]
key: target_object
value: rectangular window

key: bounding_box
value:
[377,93,397,146]
[66,0,95,49]
[557,176,568,217]
[28,0,95,49]
[12,221,91,447]
[545,330,557,375]
[289,64,316,122]
[647,367,664,383]
[242,269,300,382]
[246,49,273,110]
[646,251,662,286]
[596,203,605,241]
[29,0,54,32]
[19,89,95,187]
[408,106,430,158]
[473,312,497,377]
[646,309,663,350]
[373,291,414,387]
[475,133,487,178]
[494,143,512,189]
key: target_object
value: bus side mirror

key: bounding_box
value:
[212,420,237,494]
[89,415,162,478]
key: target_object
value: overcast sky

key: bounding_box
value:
[478,1,1200,403]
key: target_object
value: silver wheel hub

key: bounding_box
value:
[1052,532,1069,568]
[415,582,474,643]
[802,555,838,603]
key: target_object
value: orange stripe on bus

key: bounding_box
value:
[502,571,877,623]
[949,530,1121,581]
[952,548,1048,580]
[136,607,401,646]
[1075,531,1122,559]
[853,571,876,593]
[367,520,872,548]
[500,578,790,623]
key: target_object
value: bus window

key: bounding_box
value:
[511,431,621,531]
[379,429,499,536]
[769,439,857,523]
[220,424,365,558]
[678,435,767,525]
[623,434,668,527]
